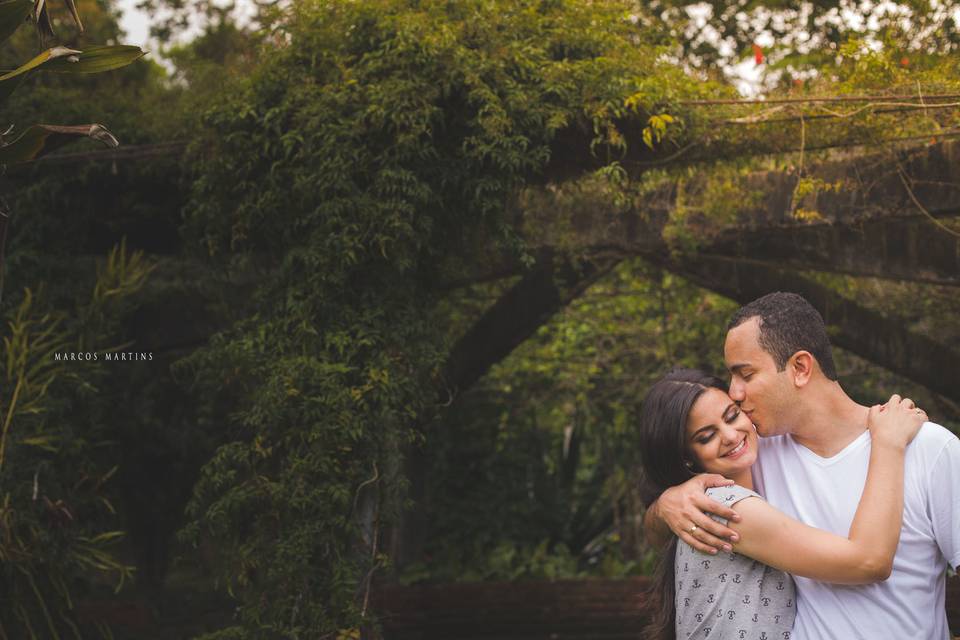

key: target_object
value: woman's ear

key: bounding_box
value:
[790,350,814,387]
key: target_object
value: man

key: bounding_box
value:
[644,292,960,639]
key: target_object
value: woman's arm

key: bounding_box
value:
[730,395,926,585]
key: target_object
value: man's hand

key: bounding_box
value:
[652,474,742,554]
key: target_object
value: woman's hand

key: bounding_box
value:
[867,393,928,450]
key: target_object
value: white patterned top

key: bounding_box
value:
[675,485,796,640]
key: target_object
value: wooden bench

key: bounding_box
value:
[373,576,960,639]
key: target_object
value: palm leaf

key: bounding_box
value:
[0,124,118,164]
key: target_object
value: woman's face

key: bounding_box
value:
[685,387,758,477]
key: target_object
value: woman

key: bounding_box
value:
[638,368,927,640]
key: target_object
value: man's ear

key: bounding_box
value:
[790,351,815,387]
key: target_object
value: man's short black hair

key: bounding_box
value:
[727,292,838,381]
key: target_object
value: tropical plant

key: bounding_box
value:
[0,1,146,637]
[0,0,144,297]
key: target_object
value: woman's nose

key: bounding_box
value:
[719,424,739,444]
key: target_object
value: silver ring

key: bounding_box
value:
[689,525,698,534]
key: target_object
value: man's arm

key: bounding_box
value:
[642,499,672,548]
[642,474,742,554]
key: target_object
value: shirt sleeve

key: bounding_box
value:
[928,436,960,571]
[705,485,762,526]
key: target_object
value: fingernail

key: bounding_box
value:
[723,544,732,552]
[730,534,739,542]
[710,548,718,555]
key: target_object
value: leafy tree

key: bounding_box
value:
[169,0,724,636]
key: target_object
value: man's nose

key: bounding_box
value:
[729,377,745,401]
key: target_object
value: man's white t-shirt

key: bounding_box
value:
[752,422,960,640]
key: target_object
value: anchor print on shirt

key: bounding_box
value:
[701,560,711,570]
[776,580,785,591]
[732,574,742,584]
[738,631,747,639]
[692,579,702,589]
[742,595,751,605]
[707,593,715,604]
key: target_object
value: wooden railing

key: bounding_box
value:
[372,576,960,640]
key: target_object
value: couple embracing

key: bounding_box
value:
[638,292,960,640]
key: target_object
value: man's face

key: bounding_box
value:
[724,317,795,437]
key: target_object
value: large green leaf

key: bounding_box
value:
[0,44,144,105]
[0,123,118,164]
[44,45,145,74]
[0,45,80,83]
[0,0,31,44]
[0,45,77,105]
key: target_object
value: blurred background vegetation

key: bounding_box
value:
[1,0,959,637]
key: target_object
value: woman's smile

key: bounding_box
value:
[721,436,748,459]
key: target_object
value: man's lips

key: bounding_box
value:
[721,436,749,458]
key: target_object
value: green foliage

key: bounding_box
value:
[173,0,712,635]
[646,0,960,83]
[0,2,153,637]
[402,261,735,583]
[0,243,152,638]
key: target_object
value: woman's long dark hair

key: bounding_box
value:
[638,368,727,640]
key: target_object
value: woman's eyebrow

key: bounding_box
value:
[691,424,715,438]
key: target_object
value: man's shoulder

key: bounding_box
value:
[908,421,959,462]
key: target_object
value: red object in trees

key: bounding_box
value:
[753,43,764,65]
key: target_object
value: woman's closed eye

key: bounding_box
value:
[723,405,740,423]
